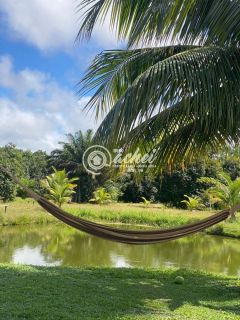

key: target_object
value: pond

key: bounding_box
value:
[0,223,239,276]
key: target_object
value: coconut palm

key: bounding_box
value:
[77,0,240,169]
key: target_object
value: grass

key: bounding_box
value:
[0,203,239,319]
[68,203,240,239]
[0,199,240,238]
[68,203,212,227]
[0,264,239,320]
[0,198,56,225]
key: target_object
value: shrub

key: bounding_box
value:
[41,168,78,207]
[90,187,111,205]
[181,195,205,211]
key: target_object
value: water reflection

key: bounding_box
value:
[0,223,239,275]
[13,246,61,266]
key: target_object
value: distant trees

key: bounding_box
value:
[1,137,240,208]
[0,144,48,201]
[103,180,122,202]
[108,152,240,208]
[115,173,158,203]
[118,173,142,203]
[0,171,15,202]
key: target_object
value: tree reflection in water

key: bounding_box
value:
[0,223,239,275]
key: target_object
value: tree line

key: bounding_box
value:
[1,130,240,209]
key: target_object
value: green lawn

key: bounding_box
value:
[0,264,239,320]
[0,199,240,238]
[0,202,239,319]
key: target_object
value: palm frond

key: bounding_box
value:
[143,114,240,169]
[76,0,150,42]
[94,46,240,150]
[127,0,240,47]
[76,0,240,47]
[79,46,197,117]
[77,0,240,169]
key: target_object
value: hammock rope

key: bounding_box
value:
[1,165,239,245]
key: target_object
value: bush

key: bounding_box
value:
[181,195,205,210]
[103,180,123,201]
[90,187,111,205]
[16,178,36,199]
[0,171,15,202]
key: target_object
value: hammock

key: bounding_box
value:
[1,166,239,245]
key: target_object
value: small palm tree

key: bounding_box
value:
[181,195,204,211]
[90,187,111,205]
[198,172,240,209]
[41,168,78,208]
[49,130,95,202]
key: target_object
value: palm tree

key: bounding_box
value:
[41,168,78,208]
[49,130,96,202]
[50,130,93,174]
[198,173,240,209]
[77,1,240,170]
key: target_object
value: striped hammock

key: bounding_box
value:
[1,166,238,245]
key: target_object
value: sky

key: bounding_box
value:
[0,0,122,152]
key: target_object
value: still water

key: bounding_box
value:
[0,223,239,276]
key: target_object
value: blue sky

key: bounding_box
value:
[0,0,122,152]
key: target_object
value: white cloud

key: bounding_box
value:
[0,55,99,152]
[0,0,119,52]
[0,56,47,94]
[0,98,61,151]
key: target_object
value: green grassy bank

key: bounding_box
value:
[0,199,240,238]
[0,264,239,320]
[68,203,240,238]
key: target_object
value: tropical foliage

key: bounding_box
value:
[118,173,158,203]
[103,180,122,202]
[198,172,240,209]
[90,187,111,205]
[49,130,97,202]
[17,178,37,199]
[0,171,15,202]
[78,0,240,170]
[41,168,78,207]
[1,140,240,208]
[0,144,48,200]
[181,195,204,211]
